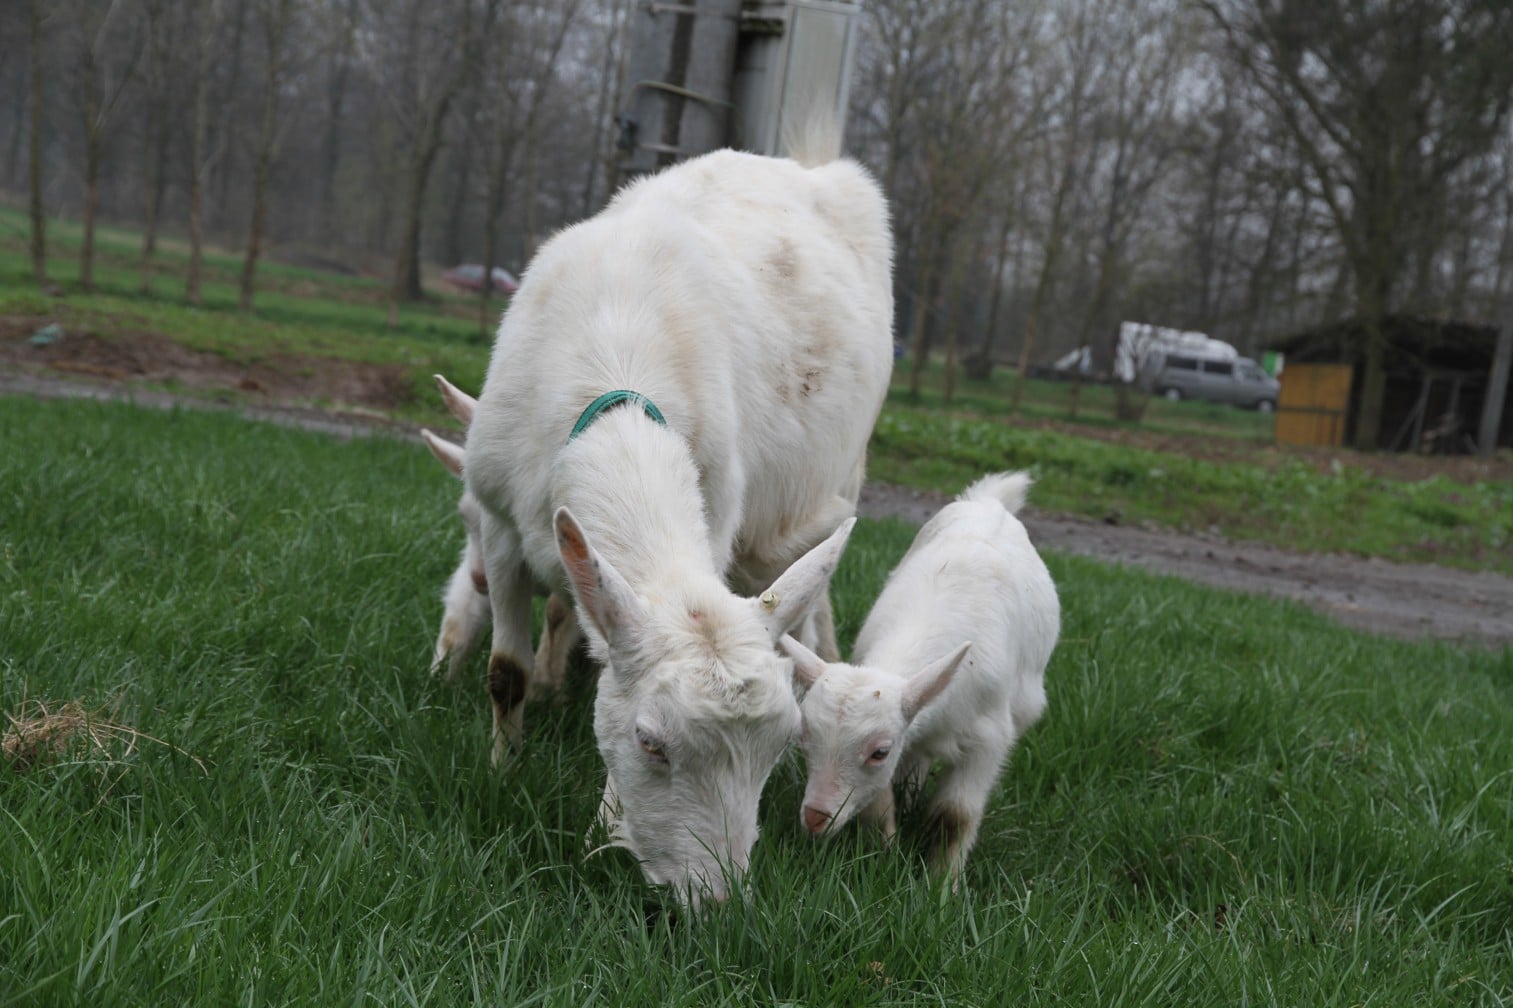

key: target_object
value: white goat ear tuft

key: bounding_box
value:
[554,507,644,650]
[900,641,971,722]
[434,374,477,425]
[421,429,465,477]
[757,518,856,642]
[778,634,828,690]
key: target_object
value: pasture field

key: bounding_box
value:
[5,206,1511,575]
[2,397,1509,1006]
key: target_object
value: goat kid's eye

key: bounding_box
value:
[866,746,892,766]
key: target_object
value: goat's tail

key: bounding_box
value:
[781,102,844,167]
[959,470,1034,514]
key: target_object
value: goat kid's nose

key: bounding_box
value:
[802,805,832,835]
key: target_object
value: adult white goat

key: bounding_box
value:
[780,471,1059,881]
[464,136,893,907]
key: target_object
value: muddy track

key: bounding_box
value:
[7,371,1511,649]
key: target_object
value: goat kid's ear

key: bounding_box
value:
[554,507,645,648]
[778,634,828,690]
[756,518,856,642]
[900,641,971,722]
[421,429,465,478]
[433,373,477,425]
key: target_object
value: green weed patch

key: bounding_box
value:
[1,398,1508,1005]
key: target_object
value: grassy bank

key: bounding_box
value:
[3,206,1509,573]
[2,398,1509,1005]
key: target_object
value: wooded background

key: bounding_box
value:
[4,0,1512,447]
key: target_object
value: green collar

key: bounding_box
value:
[568,390,668,442]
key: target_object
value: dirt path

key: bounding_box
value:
[858,483,1513,648]
[6,370,1511,649]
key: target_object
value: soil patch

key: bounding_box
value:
[859,483,1513,648]
[3,328,1510,649]
[0,315,414,414]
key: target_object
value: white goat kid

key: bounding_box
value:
[419,426,489,682]
[464,136,893,907]
[422,375,580,700]
[781,471,1059,882]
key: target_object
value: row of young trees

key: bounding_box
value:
[3,0,1512,446]
[4,0,616,324]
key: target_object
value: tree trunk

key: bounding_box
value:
[27,0,46,285]
[391,145,435,306]
[239,151,272,310]
[968,208,1016,382]
[187,2,218,305]
[80,137,101,293]
[139,118,169,294]
[1354,329,1387,450]
[907,244,940,400]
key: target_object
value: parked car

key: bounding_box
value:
[1154,354,1280,411]
[441,263,519,295]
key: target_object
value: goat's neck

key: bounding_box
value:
[554,408,721,590]
[856,632,935,687]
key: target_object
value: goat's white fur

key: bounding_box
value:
[464,141,893,906]
[781,471,1058,882]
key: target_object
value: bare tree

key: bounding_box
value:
[1204,0,1513,448]
[184,0,221,306]
[1009,0,1107,417]
[315,0,361,242]
[375,0,501,316]
[238,0,299,311]
[66,0,143,292]
[136,0,181,293]
[474,1,584,337]
[1070,3,1191,419]
[26,0,49,285]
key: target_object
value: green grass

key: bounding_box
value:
[4,204,1510,573]
[871,406,1513,572]
[2,398,1509,1005]
[0,205,496,416]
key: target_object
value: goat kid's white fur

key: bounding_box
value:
[421,376,580,698]
[464,135,893,907]
[420,377,488,683]
[781,471,1059,881]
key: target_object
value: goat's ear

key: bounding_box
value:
[554,507,644,647]
[778,634,828,691]
[433,374,477,425]
[421,429,465,477]
[755,518,855,642]
[900,642,971,722]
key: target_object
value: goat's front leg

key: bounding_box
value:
[925,747,1004,885]
[529,591,580,703]
[480,514,535,767]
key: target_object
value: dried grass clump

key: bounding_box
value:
[2,698,205,775]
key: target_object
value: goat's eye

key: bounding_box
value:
[866,746,892,765]
[636,728,668,763]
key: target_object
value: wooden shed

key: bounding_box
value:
[1270,316,1513,453]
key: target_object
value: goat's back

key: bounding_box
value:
[856,487,1058,751]
[466,148,894,584]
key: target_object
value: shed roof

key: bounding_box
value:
[1271,315,1498,376]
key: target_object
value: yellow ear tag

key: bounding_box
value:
[759,590,780,612]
